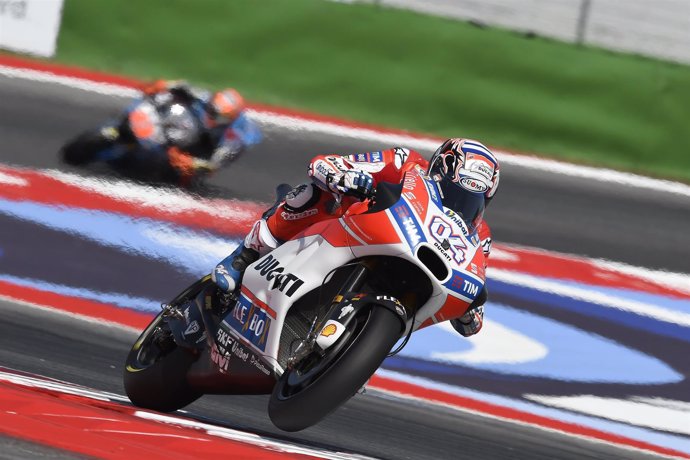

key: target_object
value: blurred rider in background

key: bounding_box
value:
[211,138,500,338]
[140,79,252,186]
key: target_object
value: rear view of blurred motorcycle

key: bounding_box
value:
[60,80,262,188]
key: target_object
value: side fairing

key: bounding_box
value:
[220,167,487,374]
[221,234,356,373]
[126,99,166,146]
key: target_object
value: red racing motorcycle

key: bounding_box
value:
[124,165,486,431]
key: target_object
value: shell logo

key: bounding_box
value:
[320,324,337,337]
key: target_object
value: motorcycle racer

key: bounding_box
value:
[212,138,500,337]
[140,80,252,185]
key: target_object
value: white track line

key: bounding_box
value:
[2,63,690,198]
[0,369,374,460]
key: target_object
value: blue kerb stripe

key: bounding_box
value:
[0,273,160,312]
[489,279,690,343]
[390,199,426,250]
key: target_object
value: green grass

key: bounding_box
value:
[49,0,690,182]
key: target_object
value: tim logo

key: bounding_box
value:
[227,295,272,352]
[211,343,229,373]
[392,203,422,248]
[449,274,480,299]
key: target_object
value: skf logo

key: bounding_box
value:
[254,255,304,297]
[321,324,337,337]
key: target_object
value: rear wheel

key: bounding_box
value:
[60,129,114,166]
[123,311,201,412]
[268,306,402,431]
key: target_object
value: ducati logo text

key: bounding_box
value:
[254,255,305,297]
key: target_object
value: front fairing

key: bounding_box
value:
[124,98,166,147]
[344,166,486,328]
[220,166,485,375]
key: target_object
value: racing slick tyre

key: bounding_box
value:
[123,311,201,412]
[60,129,113,166]
[268,306,402,431]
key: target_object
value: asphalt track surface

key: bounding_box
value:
[2,74,690,273]
[0,300,663,460]
[0,73,687,459]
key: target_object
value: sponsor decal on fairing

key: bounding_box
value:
[211,343,230,373]
[215,326,272,376]
[390,201,425,250]
[320,324,337,337]
[376,295,407,317]
[429,216,467,264]
[226,295,272,352]
[423,177,442,209]
[216,327,235,350]
[338,304,354,319]
[316,320,346,349]
[444,269,483,302]
[254,254,304,297]
[184,320,200,336]
[443,209,469,235]
[433,241,453,262]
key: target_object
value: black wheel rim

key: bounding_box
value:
[279,309,371,399]
[128,316,176,371]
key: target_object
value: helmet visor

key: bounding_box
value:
[437,174,485,232]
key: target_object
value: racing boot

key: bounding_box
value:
[211,219,280,293]
[211,244,260,293]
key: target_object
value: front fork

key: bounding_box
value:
[160,276,232,352]
[287,263,369,368]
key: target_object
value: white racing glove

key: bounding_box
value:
[334,169,374,199]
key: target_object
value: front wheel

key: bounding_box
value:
[268,306,402,431]
[123,310,201,412]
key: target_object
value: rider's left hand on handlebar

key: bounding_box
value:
[192,158,217,174]
[337,170,374,199]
